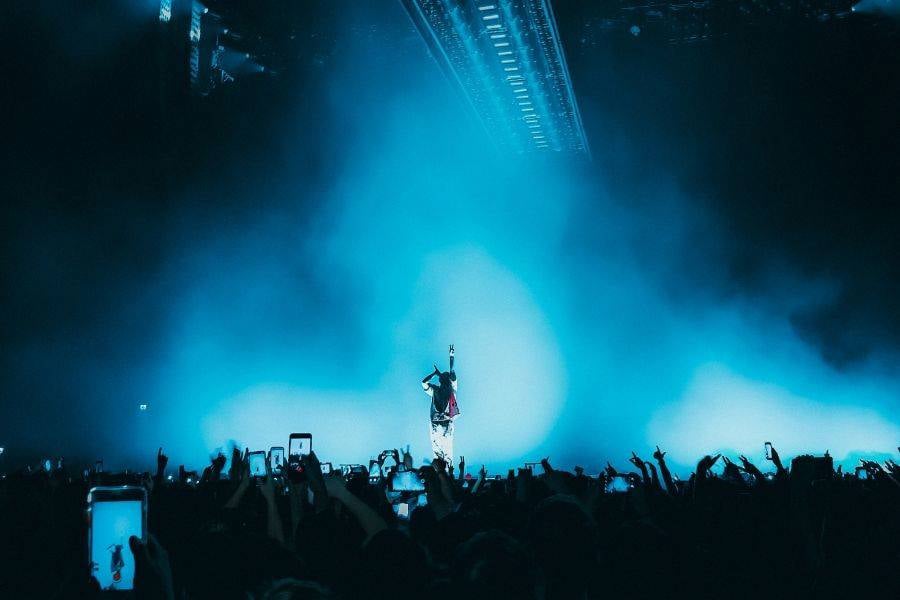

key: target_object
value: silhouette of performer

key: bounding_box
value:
[422,345,459,464]
[108,543,125,584]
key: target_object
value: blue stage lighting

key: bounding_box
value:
[159,0,172,23]
[401,0,590,157]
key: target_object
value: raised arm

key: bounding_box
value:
[325,475,387,538]
[259,462,286,545]
[653,445,677,495]
[448,345,457,394]
[422,365,440,385]
[766,442,788,479]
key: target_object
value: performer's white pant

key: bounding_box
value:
[430,420,454,464]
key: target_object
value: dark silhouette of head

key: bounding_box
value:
[453,530,537,600]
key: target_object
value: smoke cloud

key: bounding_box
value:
[2,2,898,473]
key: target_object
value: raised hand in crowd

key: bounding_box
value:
[302,450,330,512]
[630,451,650,485]
[259,460,285,545]
[228,446,242,481]
[653,445,677,495]
[7,434,900,600]
[201,452,227,483]
[697,453,721,480]
[721,456,744,483]
[155,447,168,482]
[421,464,453,519]
[644,459,662,491]
[470,464,488,494]
[324,472,387,538]
[652,445,666,462]
[432,457,457,503]
[739,454,764,481]
[402,445,414,470]
[129,534,175,600]
[224,454,251,509]
[766,442,787,476]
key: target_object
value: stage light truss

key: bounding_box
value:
[159,0,173,23]
[401,0,590,157]
[189,1,204,92]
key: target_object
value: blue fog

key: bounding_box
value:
[35,2,892,475]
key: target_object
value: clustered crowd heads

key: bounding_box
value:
[0,443,898,599]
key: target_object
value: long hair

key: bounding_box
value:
[433,371,453,413]
[434,371,459,417]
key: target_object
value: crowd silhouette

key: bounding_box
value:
[1,442,898,599]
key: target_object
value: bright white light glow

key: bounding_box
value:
[648,364,900,468]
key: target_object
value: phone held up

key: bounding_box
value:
[391,469,426,492]
[288,433,312,483]
[87,486,147,592]
[605,474,633,494]
[248,451,268,479]
[269,446,285,472]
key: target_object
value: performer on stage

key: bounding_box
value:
[421,344,459,464]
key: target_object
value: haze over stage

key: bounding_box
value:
[0,1,898,474]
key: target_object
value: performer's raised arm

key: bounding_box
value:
[422,365,440,384]
[422,365,439,394]
[448,344,457,390]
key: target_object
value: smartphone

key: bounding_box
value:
[764,442,773,460]
[605,475,632,494]
[368,459,381,482]
[42,458,52,472]
[288,433,312,482]
[269,446,285,471]
[380,451,398,477]
[249,451,267,478]
[855,466,869,480]
[87,486,147,591]
[391,470,426,492]
[524,462,540,473]
[320,462,333,475]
